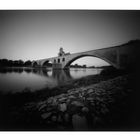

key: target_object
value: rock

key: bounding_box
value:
[47,97,53,104]
[71,101,84,107]
[59,103,67,112]
[82,107,89,113]
[90,102,95,106]
[58,97,67,102]
[67,90,75,95]
[38,104,47,111]
[52,98,57,106]
[66,99,71,104]
[86,97,93,101]
[68,95,76,99]
[96,97,104,102]
[72,114,88,130]
[79,92,85,97]
[41,112,52,119]
[37,101,46,107]
[87,89,94,94]
[51,116,57,122]
[58,94,66,98]
[80,87,87,91]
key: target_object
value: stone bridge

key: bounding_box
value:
[32,40,140,70]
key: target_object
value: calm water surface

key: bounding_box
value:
[0,67,102,93]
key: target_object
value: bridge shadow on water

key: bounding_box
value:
[30,68,73,82]
[0,67,73,84]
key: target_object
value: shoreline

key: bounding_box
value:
[0,68,135,130]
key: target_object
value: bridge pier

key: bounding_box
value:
[52,63,62,69]
[52,63,69,69]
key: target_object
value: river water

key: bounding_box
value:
[0,67,102,93]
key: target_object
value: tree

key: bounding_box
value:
[24,60,32,67]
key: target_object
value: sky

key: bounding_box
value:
[0,10,140,66]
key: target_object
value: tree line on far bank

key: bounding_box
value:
[0,59,89,68]
[0,59,32,67]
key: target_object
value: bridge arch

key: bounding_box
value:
[42,60,52,67]
[64,54,118,69]
[32,61,38,67]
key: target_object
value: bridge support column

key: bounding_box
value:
[52,63,69,70]
[52,63,63,69]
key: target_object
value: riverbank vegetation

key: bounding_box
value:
[0,59,32,67]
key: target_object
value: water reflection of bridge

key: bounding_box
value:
[0,67,73,83]
[32,68,72,82]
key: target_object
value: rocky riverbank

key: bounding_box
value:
[0,68,137,131]
[23,74,133,130]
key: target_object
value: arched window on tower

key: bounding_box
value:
[58,59,60,63]
[54,59,56,63]
[62,58,65,62]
